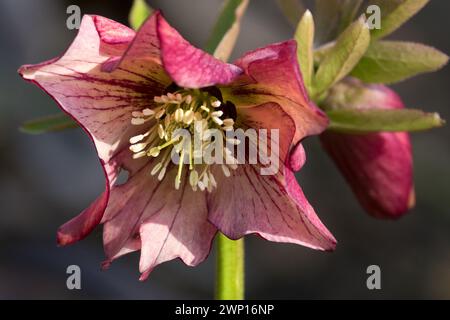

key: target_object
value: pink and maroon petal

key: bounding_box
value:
[156,12,242,88]
[224,40,328,146]
[289,143,306,172]
[57,190,109,246]
[103,11,171,87]
[208,103,335,250]
[121,11,162,63]
[92,15,135,56]
[18,15,169,244]
[208,165,336,250]
[238,102,296,167]
[102,166,217,280]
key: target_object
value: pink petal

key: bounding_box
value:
[92,15,135,56]
[102,11,171,85]
[102,166,216,280]
[57,190,108,246]
[225,40,329,146]
[18,15,169,244]
[208,165,336,251]
[156,13,242,88]
[289,143,306,171]
[238,102,296,167]
[209,102,334,250]
[321,80,414,218]
[102,161,157,259]
[113,11,164,69]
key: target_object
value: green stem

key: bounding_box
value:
[215,232,245,300]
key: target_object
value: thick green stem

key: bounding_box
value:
[215,233,245,300]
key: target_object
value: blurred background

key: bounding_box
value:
[0,0,449,299]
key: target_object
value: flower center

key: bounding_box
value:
[129,87,238,192]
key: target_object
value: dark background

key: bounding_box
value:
[0,0,449,299]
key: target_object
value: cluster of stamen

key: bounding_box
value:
[129,88,238,192]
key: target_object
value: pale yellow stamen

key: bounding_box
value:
[211,111,223,118]
[129,142,148,153]
[211,100,221,108]
[174,108,184,122]
[157,124,165,139]
[132,151,147,159]
[209,172,217,188]
[129,88,237,192]
[131,118,145,125]
[129,133,146,144]
[148,147,160,157]
[223,118,234,127]
[212,117,223,126]
[189,170,199,187]
[222,164,231,177]
[142,108,155,116]
[183,110,194,125]
[151,163,163,175]
[155,108,165,119]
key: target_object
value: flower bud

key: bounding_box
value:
[320,78,415,219]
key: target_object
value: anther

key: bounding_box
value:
[155,109,165,119]
[211,100,221,108]
[148,147,160,157]
[183,110,194,125]
[157,124,165,139]
[142,108,155,116]
[131,118,145,125]
[174,108,184,122]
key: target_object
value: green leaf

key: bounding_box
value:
[369,0,429,40]
[20,113,78,135]
[327,108,445,133]
[313,17,370,97]
[205,0,249,61]
[276,0,306,27]
[351,41,449,84]
[295,10,314,94]
[129,0,153,30]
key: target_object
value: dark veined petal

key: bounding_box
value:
[93,15,135,56]
[102,165,217,280]
[156,12,243,88]
[208,165,336,251]
[18,14,170,244]
[208,102,336,250]
[224,40,329,147]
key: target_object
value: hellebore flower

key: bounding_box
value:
[320,78,415,219]
[19,12,335,279]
